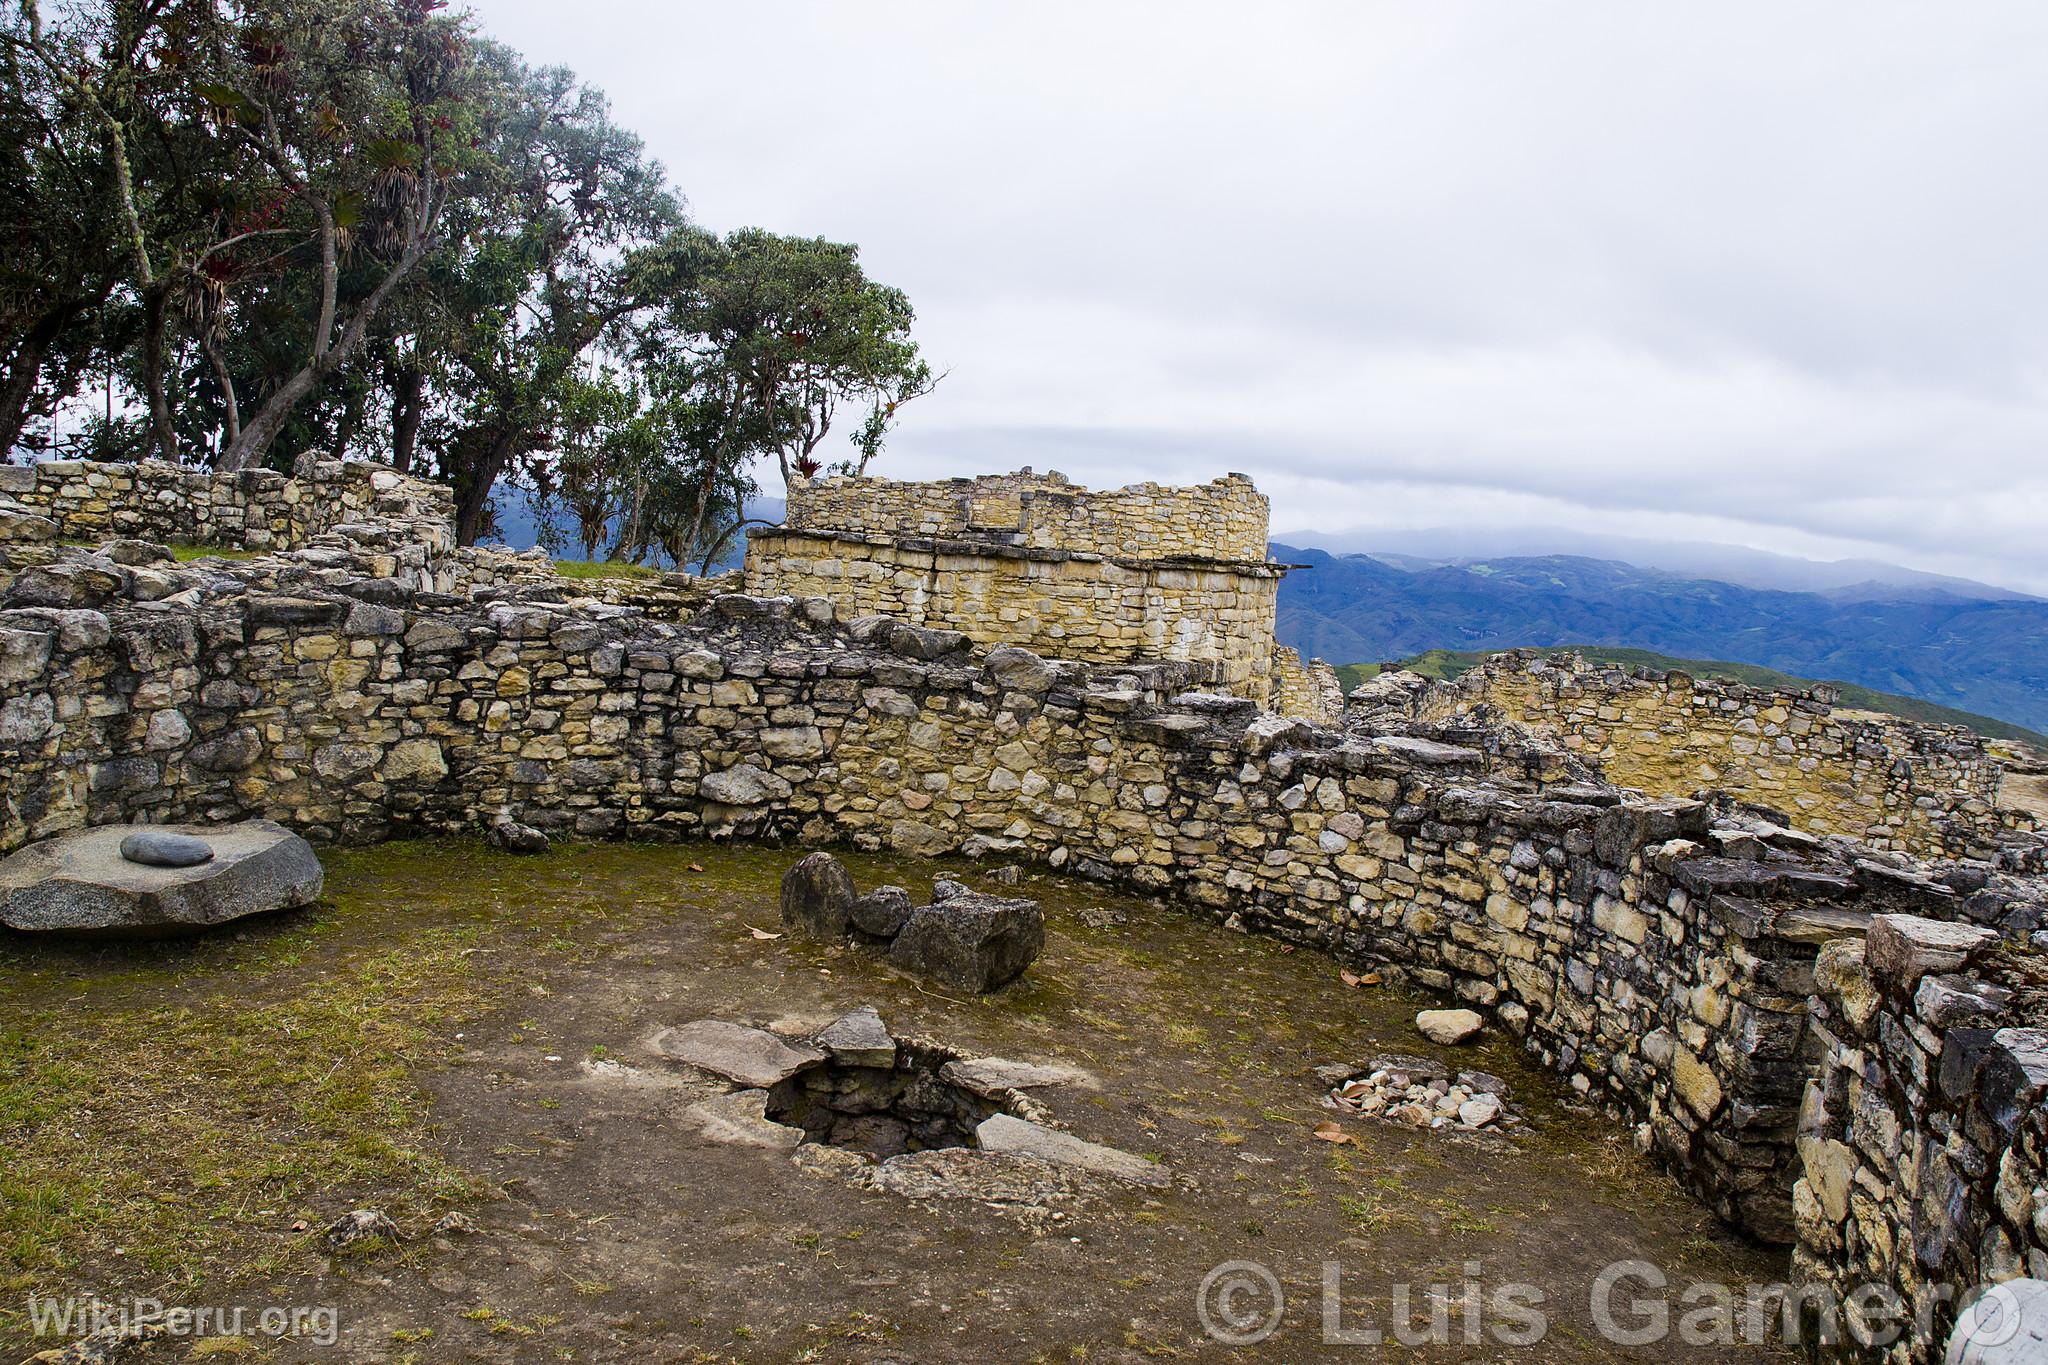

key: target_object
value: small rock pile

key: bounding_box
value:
[780,853,1045,993]
[1319,1054,1523,1134]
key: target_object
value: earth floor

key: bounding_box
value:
[0,840,1798,1364]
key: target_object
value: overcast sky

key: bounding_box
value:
[474,1,2048,592]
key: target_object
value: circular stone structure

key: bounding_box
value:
[0,821,324,937]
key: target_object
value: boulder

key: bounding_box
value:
[888,891,1045,993]
[0,821,323,937]
[780,852,856,938]
[118,831,214,868]
[1415,1009,1485,1046]
[849,885,914,939]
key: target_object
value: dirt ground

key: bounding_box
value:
[1,840,1800,1364]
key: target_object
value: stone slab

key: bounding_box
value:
[974,1113,1169,1187]
[685,1090,807,1149]
[652,1019,826,1089]
[941,1058,1092,1096]
[0,821,322,936]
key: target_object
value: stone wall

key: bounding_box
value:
[741,527,1289,705]
[1269,644,1344,727]
[10,532,2048,1260]
[9,470,2048,1359]
[746,468,1309,712]
[0,458,457,554]
[785,468,1272,562]
[1793,915,2048,1360]
[1420,652,2012,860]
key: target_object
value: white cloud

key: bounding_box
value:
[473,0,2048,592]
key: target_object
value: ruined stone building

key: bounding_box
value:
[2,457,2046,1363]
[742,469,1343,722]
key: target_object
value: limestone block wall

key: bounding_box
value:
[1423,652,2011,860]
[786,469,1272,562]
[1794,916,2048,1361]
[742,528,1286,704]
[0,458,456,553]
[1269,645,1344,726]
[10,542,2046,1264]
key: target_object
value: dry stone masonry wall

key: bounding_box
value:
[0,457,458,554]
[5,460,2047,1364]
[745,469,1322,714]
[784,468,1273,561]
[1420,651,2015,861]
[1794,916,2048,1359]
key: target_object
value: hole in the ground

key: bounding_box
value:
[765,1038,1006,1159]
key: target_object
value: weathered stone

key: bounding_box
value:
[942,1057,1091,1096]
[849,885,914,939]
[5,561,122,608]
[0,821,322,936]
[974,1113,1168,1187]
[117,831,214,868]
[815,1006,896,1068]
[700,764,792,807]
[780,852,856,938]
[488,821,551,855]
[986,645,1057,694]
[686,1089,807,1149]
[884,622,970,660]
[381,738,448,782]
[1458,1094,1503,1128]
[1415,1009,1484,1046]
[1864,914,1998,989]
[652,1020,826,1089]
[1671,1047,1724,1119]
[889,892,1045,993]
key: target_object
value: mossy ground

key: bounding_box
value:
[0,841,1795,1362]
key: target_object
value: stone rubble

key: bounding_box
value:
[1322,1054,1523,1134]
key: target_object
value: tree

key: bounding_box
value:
[206,0,484,470]
[420,51,694,543]
[682,229,938,497]
[0,24,126,456]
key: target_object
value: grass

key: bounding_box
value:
[551,558,664,583]
[1334,647,2047,745]
[0,889,490,1340]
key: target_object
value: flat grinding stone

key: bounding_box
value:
[119,830,215,868]
[0,821,324,937]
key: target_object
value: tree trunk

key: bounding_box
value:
[140,288,176,461]
[216,224,432,472]
[0,332,52,457]
[389,364,426,473]
[202,331,240,447]
[451,429,521,546]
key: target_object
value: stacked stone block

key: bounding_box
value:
[1422,651,2014,860]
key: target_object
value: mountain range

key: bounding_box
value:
[1271,545,2048,733]
[489,488,2046,735]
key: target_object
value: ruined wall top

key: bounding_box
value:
[784,468,1272,564]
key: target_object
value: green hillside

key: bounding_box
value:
[1334,647,2047,745]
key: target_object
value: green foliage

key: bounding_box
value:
[1,1,935,554]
